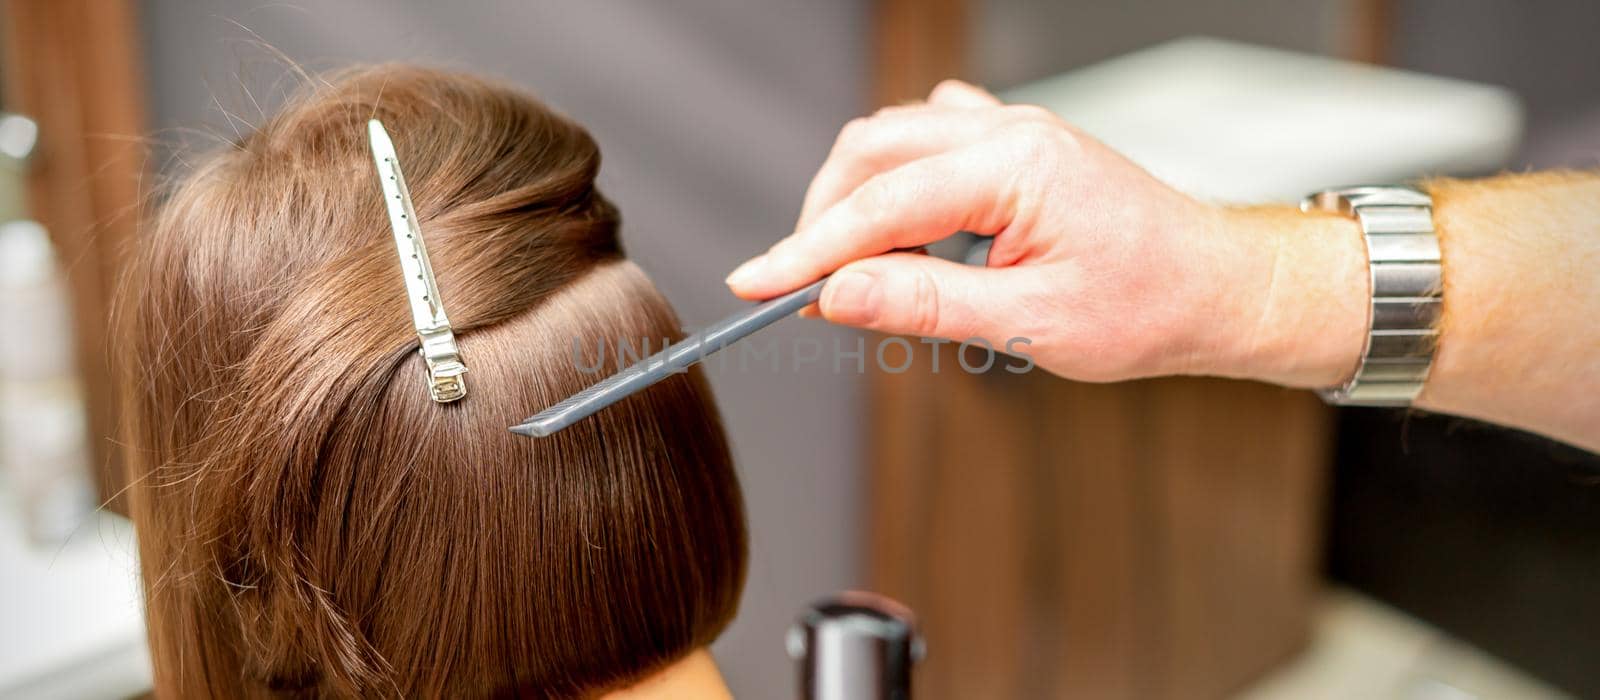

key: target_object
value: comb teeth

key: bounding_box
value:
[510,361,653,436]
[548,367,639,412]
[510,275,833,437]
[551,377,614,409]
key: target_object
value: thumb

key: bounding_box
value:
[818,252,1025,341]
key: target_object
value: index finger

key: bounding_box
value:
[727,142,1021,300]
[797,106,999,230]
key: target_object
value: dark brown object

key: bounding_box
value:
[865,3,1333,697]
[1330,411,1600,697]
[2,0,148,514]
[116,66,747,697]
[871,0,969,108]
[1346,0,1395,65]
[871,361,1330,700]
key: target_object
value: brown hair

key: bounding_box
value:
[117,65,747,697]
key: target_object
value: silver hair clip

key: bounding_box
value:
[367,119,467,403]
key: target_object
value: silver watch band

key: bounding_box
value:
[1300,186,1441,406]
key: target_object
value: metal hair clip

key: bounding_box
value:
[368,119,467,403]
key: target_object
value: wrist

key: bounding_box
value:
[1201,204,1368,388]
[1411,179,1486,416]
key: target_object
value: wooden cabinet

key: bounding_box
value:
[3,0,147,514]
[870,357,1332,699]
[867,3,1334,696]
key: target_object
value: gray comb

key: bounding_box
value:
[509,277,826,437]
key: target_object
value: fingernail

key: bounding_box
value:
[725,255,767,288]
[824,271,881,325]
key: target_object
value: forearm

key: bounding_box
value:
[1420,173,1600,449]
[1216,172,1600,450]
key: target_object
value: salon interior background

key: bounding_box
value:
[4,0,1600,698]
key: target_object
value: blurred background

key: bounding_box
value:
[1,1,1596,698]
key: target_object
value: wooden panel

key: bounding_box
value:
[1046,380,1146,699]
[1148,379,1328,698]
[866,3,1334,696]
[1346,0,1395,65]
[871,0,968,105]
[3,0,147,514]
[872,354,1332,699]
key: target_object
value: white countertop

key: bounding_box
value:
[0,499,151,699]
[1241,589,1571,700]
[1004,36,1523,203]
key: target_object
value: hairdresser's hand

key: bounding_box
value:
[725,80,1367,387]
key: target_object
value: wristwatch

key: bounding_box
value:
[1300,186,1441,406]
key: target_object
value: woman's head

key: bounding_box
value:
[119,65,746,697]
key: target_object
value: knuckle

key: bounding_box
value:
[1004,104,1057,123]
[929,79,969,98]
[873,103,916,119]
[1005,120,1075,165]
[1007,119,1059,145]
[906,267,944,336]
[835,117,874,151]
[848,174,899,224]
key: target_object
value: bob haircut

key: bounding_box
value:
[117,65,747,697]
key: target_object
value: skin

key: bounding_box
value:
[726,80,1600,452]
[600,649,733,700]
